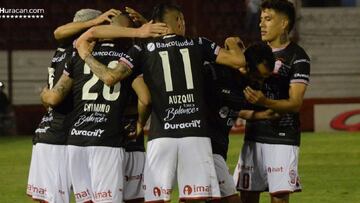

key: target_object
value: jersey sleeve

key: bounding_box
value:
[198,37,221,63]
[63,51,77,78]
[119,44,143,77]
[290,53,311,85]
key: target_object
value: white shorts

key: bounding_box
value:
[27,143,71,203]
[124,151,146,201]
[144,137,220,202]
[68,145,125,203]
[233,141,302,194]
[213,154,237,197]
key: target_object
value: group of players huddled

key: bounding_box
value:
[26,1,310,203]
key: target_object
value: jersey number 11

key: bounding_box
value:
[159,48,194,92]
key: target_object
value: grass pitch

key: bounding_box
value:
[0,132,359,203]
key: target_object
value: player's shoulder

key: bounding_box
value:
[289,42,310,61]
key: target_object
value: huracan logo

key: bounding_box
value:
[182,185,212,195]
[153,187,161,197]
[153,187,171,197]
[330,109,360,131]
[183,185,193,195]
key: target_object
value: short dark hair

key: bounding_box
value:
[261,0,295,33]
[113,12,137,28]
[244,42,275,74]
[151,3,182,22]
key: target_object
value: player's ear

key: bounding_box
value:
[281,17,289,32]
[176,16,182,30]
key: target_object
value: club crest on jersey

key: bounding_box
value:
[274,60,283,73]
[219,106,230,118]
[147,43,156,52]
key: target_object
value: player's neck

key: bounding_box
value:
[268,34,290,49]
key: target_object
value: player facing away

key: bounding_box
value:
[26,9,102,203]
[75,3,246,202]
[233,1,311,203]
[41,14,154,203]
[122,88,147,203]
[204,42,278,203]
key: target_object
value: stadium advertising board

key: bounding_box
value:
[314,103,360,132]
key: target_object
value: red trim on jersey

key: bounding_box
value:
[270,189,302,196]
[145,200,168,203]
[27,194,49,203]
[179,196,221,201]
[120,57,134,69]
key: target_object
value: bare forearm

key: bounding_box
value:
[41,85,68,107]
[137,100,151,127]
[262,98,302,113]
[54,21,95,40]
[88,25,140,39]
[238,110,270,120]
[85,55,132,86]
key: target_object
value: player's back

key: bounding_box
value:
[130,35,220,140]
[34,44,74,145]
[123,89,145,152]
[204,62,247,159]
[65,41,134,147]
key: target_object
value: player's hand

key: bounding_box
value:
[124,121,137,140]
[244,86,266,105]
[125,7,148,25]
[238,66,247,75]
[225,37,243,49]
[77,40,96,60]
[137,20,168,38]
[256,109,281,120]
[91,9,121,25]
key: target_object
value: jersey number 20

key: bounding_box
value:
[82,61,120,101]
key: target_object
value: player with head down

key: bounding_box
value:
[27,8,105,203]
[75,3,248,202]
[40,12,165,202]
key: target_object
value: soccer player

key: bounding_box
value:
[123,89,147,203]
[54,9,119,43]
[204,42,278,203]
[26,9,102,203]
[76,3,246,202]
[40,14,155,202]
[233,1,311,203]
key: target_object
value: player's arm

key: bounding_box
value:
[125,7,148,25]
[132,76,151,138]
[215,37,246,71]
[84,55,133,86]
[244,83,307,113]
[53,9,120,41]
[239,109,280,120]
[76,21,167,52]
[132,76,151,107]
[40,74,73,107]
